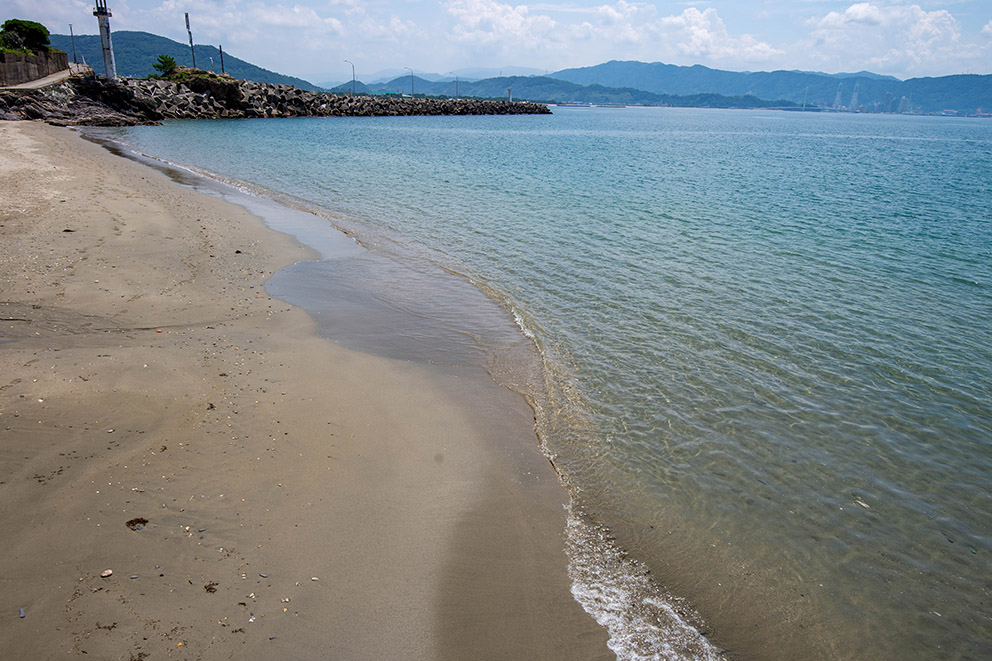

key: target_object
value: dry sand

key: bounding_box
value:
[0,121,610,659]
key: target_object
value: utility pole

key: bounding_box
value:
[448,73,458,99]
[507,87,512,102]
[92,1,116,79]
[69,24,78,64]
[185,13,196,69]
[219,45,225,74]
[405,67,414,97]
[345,59,355,94]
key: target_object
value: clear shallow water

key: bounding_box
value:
[101,109,992,659]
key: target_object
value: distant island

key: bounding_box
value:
[48,30,991,115]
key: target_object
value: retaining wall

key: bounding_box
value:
[0,51,69,87]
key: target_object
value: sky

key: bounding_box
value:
[8,1,992,83]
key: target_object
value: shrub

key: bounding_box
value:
[1,19,51,54]
[152,54,177,76]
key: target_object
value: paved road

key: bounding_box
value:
[1,63,93,90]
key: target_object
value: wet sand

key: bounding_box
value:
[0,121,609,659]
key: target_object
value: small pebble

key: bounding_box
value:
[198,528,206,532]
[129,575,139,579]
[259,573,268,578]
[155,565,160,569]
[19,608,26,618]
[311,576,319,581]
[100,569,113,578]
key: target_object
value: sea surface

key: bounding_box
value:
[96,108,992,660]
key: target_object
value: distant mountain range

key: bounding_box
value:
[48,31,319,91]
[346,75,797,109]
[319,66,545,89]
[551,61,991,113]
[45,31,990,113]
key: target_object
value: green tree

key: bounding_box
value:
[152,54,177,76]
[0,19,51,53]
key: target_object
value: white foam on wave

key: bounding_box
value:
[565,503,724,661]
[511,306,537,340]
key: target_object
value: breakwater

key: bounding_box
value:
[0,69,550,126]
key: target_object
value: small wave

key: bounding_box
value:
[566,504,724,661]
[512,306,538,340]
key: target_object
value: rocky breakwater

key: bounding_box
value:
[0,69,550,125]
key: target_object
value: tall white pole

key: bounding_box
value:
[92,0,117,79]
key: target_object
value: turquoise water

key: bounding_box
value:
[101,109,991,659]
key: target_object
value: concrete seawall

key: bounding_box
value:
[0,51,69,87]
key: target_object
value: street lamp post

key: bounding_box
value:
[344,59,355,95]
[404,67,414,97]
[69,24,78,64]
[185,12,196,69]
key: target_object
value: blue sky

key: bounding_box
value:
[9,1,992,83]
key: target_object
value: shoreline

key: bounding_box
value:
[74,120,729,660]
[0,120,608,659]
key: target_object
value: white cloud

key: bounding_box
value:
[12,1,992,85]
[814,2,885,29]
[445,0,558,45]
[149,1,341,36]
[656,7,783,60]
[3,0,94,29]
[251,4,343,31]
[443,1,782,67]
[802,3,986,76]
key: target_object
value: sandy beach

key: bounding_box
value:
[0,121,609,659]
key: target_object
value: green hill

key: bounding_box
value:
[328,80,372,95]
[49,30,320,91]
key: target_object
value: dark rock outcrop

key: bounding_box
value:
[1,77,155,126]
[0,69,551,125]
